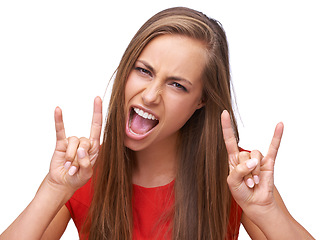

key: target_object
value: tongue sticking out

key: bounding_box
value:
[130,112,158,135]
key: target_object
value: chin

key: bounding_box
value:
[124,137,148,152]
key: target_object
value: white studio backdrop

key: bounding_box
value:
[0,1,332,239]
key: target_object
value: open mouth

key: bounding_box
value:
[129,107,159,135]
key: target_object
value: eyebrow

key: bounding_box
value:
[137,59,193,86]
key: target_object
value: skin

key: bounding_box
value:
[0,97,103,240]
[124,35,205,187]
[0,35,314,240]
[221,110,314,239]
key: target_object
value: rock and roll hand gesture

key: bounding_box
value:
[221,110,284,215]
[47,97,103,192]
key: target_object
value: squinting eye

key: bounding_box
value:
[172,82,187,92]
[135,67,152,77]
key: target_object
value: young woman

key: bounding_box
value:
[0,7,314,240]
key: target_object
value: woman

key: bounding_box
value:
[0,7,314,240]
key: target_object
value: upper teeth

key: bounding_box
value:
[134,107,157,120]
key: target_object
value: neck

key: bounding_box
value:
[132,135,178,188]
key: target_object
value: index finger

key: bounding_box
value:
[221,110,240,157]
[89,96,103,142]
[54,106,66,141]
[266,122,284,161]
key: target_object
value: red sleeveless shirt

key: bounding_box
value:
[65,179,242,239]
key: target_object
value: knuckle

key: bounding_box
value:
[234,163,247,176]
[68,136,79,144]
[79,137,89,142]
[239,151,250,163]
[65,154,74,161]
[65,152,75,162]
[239,151,250,157]
[79,137,91,149]
[79,158,91,169]
[251,149,263,158]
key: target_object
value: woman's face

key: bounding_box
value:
[124,34,207,151]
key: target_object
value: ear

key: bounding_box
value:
[196,98,205,109]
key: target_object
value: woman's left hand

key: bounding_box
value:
[221,110,284,216]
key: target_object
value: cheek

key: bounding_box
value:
[171,91,202,115]
[124,73,138,102]
[165,98,199,127]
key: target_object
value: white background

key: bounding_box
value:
[0,0,332,239]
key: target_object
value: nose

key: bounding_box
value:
[141,81,162,106]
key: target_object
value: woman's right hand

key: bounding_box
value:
[0,97,103,240]
[46,96,103,193]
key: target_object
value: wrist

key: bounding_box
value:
[245,203,300,240]
[37,174,75,205]
[0,175,75,240]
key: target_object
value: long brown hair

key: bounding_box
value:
[86,7,239,240]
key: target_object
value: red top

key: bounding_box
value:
[65,179,242,239]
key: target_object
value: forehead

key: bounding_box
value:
[138,34,208,83]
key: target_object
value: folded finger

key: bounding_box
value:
[67,137,91,176]
[64,136,80,175]
[65,136,80,162]
[79,137,91,151]
[239,151,255,188]
[227,157,259,190]
[76,144,93,180]
[250,150,263,185]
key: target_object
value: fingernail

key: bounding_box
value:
[64,161,71,170]
[246,158,258,169]
[253,175,260,184]
[77,148,86,159]
[246,178,255,188]
[68,166,77,176]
